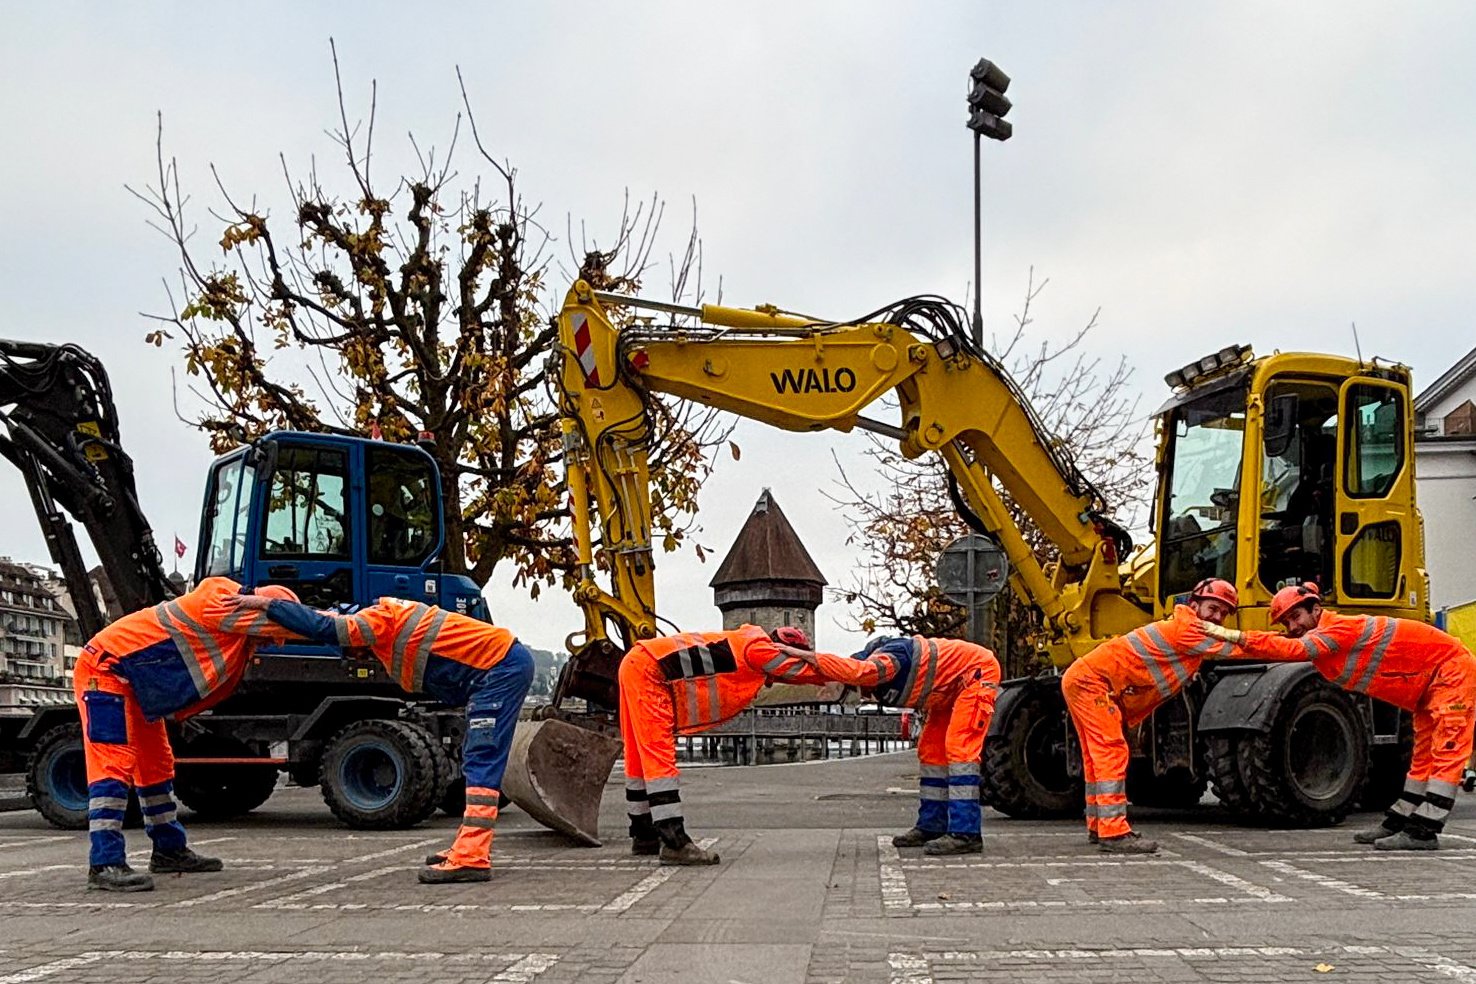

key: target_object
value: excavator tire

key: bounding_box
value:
[175,738,279,820]
[1206,734,1255,817]
[319,719,440,829]
[980,683,1082,820]
[501,718,621,846]
[1359,710,1414,812]
[1126,762,1208,809]
[26,723,142,830]
[1239,676,1366,827]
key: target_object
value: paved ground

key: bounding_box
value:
[2,752,1476,983]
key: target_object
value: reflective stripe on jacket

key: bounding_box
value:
[264,597,515,707]
[629,625,827,734]
[1240,612,1473,712]
[86,577,287,720]
[1074,606,1237,727]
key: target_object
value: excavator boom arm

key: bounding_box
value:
[555,282,1146,682]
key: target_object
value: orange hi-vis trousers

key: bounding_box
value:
[74,658,188,867]
[1387,651,1476,836]
[619,648,684,832]
[1061,660,1131,839]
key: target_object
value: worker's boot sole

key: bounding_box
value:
[892,828,945,848]
[923,834,983,856]
[425,853,450,867]
[1373,831,1439,852]
[1352,824,1401,845]
[418,865,492,884]
[659,843,720,866]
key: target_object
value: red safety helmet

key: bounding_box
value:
[253,584,301,603]
[770,626,812,650]
[1190,578,1239,609]
[1270,582,1321,624]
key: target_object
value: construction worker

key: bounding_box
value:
[789,635,1002,855]
[1199,582,1476,850]
[1062,578,1243,854]
[75,578,300,892]
[619,625,827,865]
[225,593,534,882]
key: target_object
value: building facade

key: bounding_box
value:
[0,559,75,707]
[1414,346,1476,612]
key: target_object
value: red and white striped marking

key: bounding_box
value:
[571,313,600,387]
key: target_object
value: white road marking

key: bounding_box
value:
[0,865,73,880]
[889,945,1476,982]
[1259,859,1386,899]
[0,836,76,850]
[1174,859,1291,903]
[876,837,912,913]
[256,864,405,908]
[600,838,717,913]
[1170,832,1249,856]
[0,950,562,983]
[170,866,332,908]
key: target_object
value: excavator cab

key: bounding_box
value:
[1153,348,1423,627]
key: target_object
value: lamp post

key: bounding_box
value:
[966,58,1013,348]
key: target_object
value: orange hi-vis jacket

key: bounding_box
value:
[806,636,999,709]
[629,626,829,734]
[283,597,516,706]
[1237,612,1474,713]
[1073,605,1239,727]
[84,577,289,721]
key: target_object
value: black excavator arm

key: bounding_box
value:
[0,341,176,638]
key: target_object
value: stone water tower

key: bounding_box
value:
[709,489,827,644]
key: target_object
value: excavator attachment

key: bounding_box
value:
[502,718,621,846]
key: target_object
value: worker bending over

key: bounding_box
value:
[1062,578,1243,854]
[620,625,827,865]
[76,578,299,892]
[228,594,534,882]
[793,636,1001,855]
[1201,583,1476,850]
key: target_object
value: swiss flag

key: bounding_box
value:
[174,535,187,559]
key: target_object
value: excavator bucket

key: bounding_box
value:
[502,718,622,846]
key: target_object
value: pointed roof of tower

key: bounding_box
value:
[709,489,827,588]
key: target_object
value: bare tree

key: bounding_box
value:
[131,43,727,594]
[831,270,1151,672]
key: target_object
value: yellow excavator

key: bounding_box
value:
[506,280,1424,842]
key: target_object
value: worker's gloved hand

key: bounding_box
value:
[1196,620,1244,645]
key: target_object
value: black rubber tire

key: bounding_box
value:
[1206,734,1254,816]
[319,719,440,829]
[1241,676,1367,827]
[1126,762,1209,809]
[175,765,278,819]
[287,762,321,789]
[25,723,141,830]
[980,682,1082,819]
[1359,710,1414,812]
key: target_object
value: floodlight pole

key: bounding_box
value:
[972,131,983,348]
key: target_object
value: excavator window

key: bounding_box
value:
[1256,381,1338,593]
[366,446,438,566]
[1158,385,1246,600]
[200,453,257,578]
[261,446,350,559]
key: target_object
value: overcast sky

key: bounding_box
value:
[2,3,1473,655]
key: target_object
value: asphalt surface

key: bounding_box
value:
[2,752,1475,983]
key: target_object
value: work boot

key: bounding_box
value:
[892,827,945,848]
[660,841,721,866]
[418,863,492,884]
[1352,820,1403,845]
[1373,830,1439,852]
[923,833,983,856]
[1087,830,1100,845]
[87,864,155,892]
[631,838,660,856]
[148,847,223,874]
[424,852,450,866]
[1098,832,1159,855]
